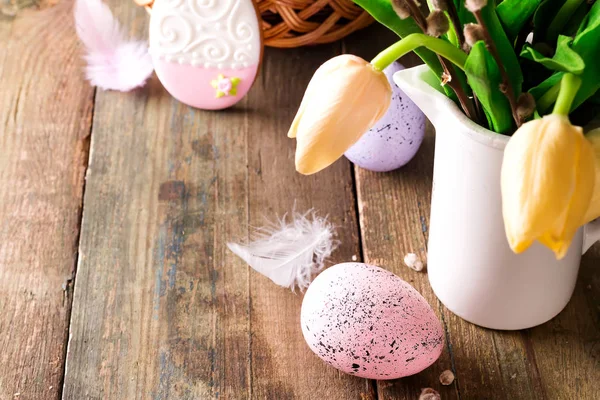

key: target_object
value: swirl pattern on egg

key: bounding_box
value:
[149,0,262,110]
[149,0,259,69]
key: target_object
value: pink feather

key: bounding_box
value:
[74,0,154,92]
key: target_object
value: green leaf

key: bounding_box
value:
[530,2,600,112]
[497,0,541,41]
[529,71,562,100]
[546,0,586,44]
[533,0,566,44]
[465,41,514,134]
[562,1,590,37]
[576,0,600,36]
[479,2,524,96]
[446,23,459,47]
[589,90,600,105]
[571,1,600,107]
[520,35,585,74]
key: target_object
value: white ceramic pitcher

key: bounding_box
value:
[394,65,600,330]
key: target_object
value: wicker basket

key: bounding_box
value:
[135,0,373,48]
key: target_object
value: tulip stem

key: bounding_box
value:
[371,33,468,72]
[553,73,582,116]
[537,81,561,114]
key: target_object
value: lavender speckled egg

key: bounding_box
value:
[301,263,444,380]
[344,62,426,172]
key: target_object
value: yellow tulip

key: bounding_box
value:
[584,128,600,224]
[288,55,392,175]
[501,114,596,259]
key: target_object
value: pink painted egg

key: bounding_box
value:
[301,263,444,380]
[149,0,263,110]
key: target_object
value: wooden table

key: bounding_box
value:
[1,2,599,399]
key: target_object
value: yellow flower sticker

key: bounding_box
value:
[210,74,241,98]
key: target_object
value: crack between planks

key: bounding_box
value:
[244,103,253,400]
[343,33,373,397]
[350,164,366,265]
[212,157,219,398]
[57,87,96,400]
[12,83,22,124]
[490,334,508,390]
[520,330,548,400]
[350,163,378,400]
[439,308,462,400]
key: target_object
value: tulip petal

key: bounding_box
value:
[502,115,575,252]
[288,61,339,139]
[290,55,391,175]
[501,114,596,259]
[583,128,600,223]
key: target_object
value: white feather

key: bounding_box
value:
[227,210,339,291]
[74,0,154,91]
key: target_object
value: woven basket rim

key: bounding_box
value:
[133,0,373,48]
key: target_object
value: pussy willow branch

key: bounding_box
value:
[404,0,477,121]
[444,1,486,124]
[404,0,428,29]
[446,0,487,124]
[442,62,479,121]
[445,1,465,48]
[472,10,520,127]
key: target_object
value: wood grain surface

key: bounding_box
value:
[62,2,255,397]
[0,2,598,399]
[0,3,94,400]
[62,2,371,399]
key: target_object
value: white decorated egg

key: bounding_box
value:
[301,263,444,380]
[149,0,263,110]
[345,62,426,172]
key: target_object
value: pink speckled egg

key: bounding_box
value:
[344,62,426,172]
[301,263,444,380]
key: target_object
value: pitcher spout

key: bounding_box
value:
[393,65,454,127]
[393,65,508,150]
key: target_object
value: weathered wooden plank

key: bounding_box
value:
[62,2,251,398]
[524,245,600,400]
[245,42,375,400]
[347,25,541,399]
[63,2,371,399]
[0,3,94,400]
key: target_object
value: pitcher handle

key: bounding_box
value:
[583,218,600,254]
